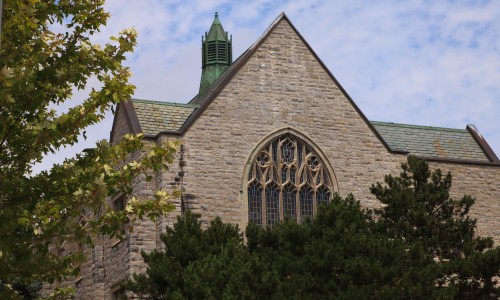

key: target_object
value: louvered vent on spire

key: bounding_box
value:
[198,12,232,96]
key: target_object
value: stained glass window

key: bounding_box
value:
[281,139,295,163]
[282,184,296,221]
[281,168,287,184]
[248,133,333,226]
[272,142,278,163]
[266,184,280,227]
[317,186,330,207]
[248,182,262,225]
[300,186,314,222]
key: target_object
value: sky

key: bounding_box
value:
[35,0,500,172]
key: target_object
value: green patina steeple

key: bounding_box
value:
[199,12,232,96]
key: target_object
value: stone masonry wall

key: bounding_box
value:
[179,18,405,230]
[156,135,184,250]
[111,104,131,144]
[428,161,500,242]
[99,143,166,299]
[65,141,173,299]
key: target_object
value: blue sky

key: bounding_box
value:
[35,0,500,171]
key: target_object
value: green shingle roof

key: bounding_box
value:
[132,99,199,135]
[130,99,488,162]
[371,121,488,161]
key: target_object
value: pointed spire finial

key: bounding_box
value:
[198,12,233,96]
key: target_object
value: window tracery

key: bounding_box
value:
[247,134,333,226]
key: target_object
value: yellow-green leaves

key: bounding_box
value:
[1,66,15,79]
[0,0,174,296]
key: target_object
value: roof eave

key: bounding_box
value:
[466,124,499,162]
[418,155,500,167]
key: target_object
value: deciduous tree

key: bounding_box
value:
[0,1,175,297]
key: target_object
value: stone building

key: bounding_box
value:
[71,12,499,299]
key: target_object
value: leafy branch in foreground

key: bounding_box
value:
[0,0,176,298]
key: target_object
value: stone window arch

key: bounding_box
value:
[246,132,335,226]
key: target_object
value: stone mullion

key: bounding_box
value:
[295,160,301,223]
[313,189,318,215]
[312,168,319,214]
[295,187,300,223]
[261,160,268,225]
[261,183,267,226]
[297,145,303,223]
[278,163,284,222]
[258,157,267,226]
[317,167,324,188]
[278,140,286,221]
[279,187,284,221]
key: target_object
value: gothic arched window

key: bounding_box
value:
[247,134,333,226]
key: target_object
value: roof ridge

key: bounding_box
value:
[132,98,200,108]
[248,12,286,51]
[371,121,467,132]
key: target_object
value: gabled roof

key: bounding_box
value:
[371,121,492,162]
[113,12,498,165]
[183,12,395,151]
[132,99,198,135]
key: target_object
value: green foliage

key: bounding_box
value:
[371,155,500,299]
[371,156,488,255]
[0,0,175,297]
[245,195,451,299]
[0,279,42,300]
[123,212,261,299]
[127,156,499,299]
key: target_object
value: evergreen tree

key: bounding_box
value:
[124,212,272,299]
[126,156,499,299]
[371,155,500,299]
[245,193,459,299]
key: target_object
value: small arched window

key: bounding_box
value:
[247,134,333,226]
